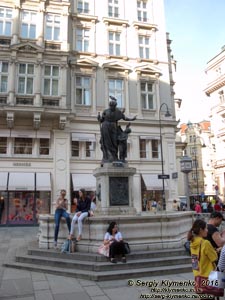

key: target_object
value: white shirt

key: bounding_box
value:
[104,231,122,241]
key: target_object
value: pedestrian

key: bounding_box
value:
[194,201,202,213]
[54,189,71,248]
[103,221,127,263]
[69,188,91,241]
[187,219,218,299]
[201,200,208,213]
[205,212,225,260]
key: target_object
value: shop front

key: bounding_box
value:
[0,172,51,226]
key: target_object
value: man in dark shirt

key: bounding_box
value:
[206,212,225,250]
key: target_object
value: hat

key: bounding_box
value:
[210,211,225,221]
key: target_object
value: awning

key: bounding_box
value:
[0,129,10,137]
[71,133,96,142]
[72,173,96,191]
[142,174,168,190]
[36,173,51,191]
[8,172,35,190]
[0,172,8,190]
[11,130,36,138]
[36,131,51,139]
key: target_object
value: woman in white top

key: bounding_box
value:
[103,221,126,263]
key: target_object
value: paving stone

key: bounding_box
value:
[35,290,54,300]
[84,285,105,297]
[53,291,91,300]
[33,280,50,291]
[0,278,33,298]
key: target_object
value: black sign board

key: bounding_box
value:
[158,174,170,179]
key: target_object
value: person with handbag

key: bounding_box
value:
[103,221,127,263]
[187,219,223,299]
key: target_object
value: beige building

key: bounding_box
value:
[178,121,216,206]
[204,46,225,201]
[0,0,178,225]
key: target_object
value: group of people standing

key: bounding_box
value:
[188,211,225,298]
[194,197,223,214]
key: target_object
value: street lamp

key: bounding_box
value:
[180,155,193,210]
[159,103,171,211]
[193,135,199,199]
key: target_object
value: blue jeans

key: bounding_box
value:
[54,208,71,242]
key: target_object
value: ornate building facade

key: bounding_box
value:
[0,0,178,225]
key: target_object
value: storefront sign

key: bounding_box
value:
[13,162,31,167]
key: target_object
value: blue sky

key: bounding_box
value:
[164,0,225,123]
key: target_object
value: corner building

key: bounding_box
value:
[0,0,178,225]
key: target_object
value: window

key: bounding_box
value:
[192,159,198,169]
[108,79,123,107]
[14,138,32,155]
[137,0,148,22]
[86,141,95,158]
[39,139,49,155]
[45,14,60,41]
[75,76,91,105]
[139,35,150,59]
[72,141,79,157]
[18,63,34,94]
[0,61,8,93]
[77,0,89,13]
[76,28,90,52]
[192,172,198,180]
[0,7,12,36]
[141,82,154,109]
[43,65,59,96]
[140,139,147,158]
[151,140,159,158]
[219,91,224,103]
[190,146,197,155]
[109,31,120,56]
[0,137,7,154]
[108,0,119,18]
[21,11,37,39]
[140,138,159,159]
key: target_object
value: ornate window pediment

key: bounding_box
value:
[102,60,132,72]
[69,57,98,68]
[134,64,162,77]
[10,42,43,53]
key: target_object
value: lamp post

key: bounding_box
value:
[159,103,171,211]
[180,155,193,210]
[193,135,199,199]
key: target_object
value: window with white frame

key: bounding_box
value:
[45,14,60,41]
[139,35,150,59]
[0,61,8,93]
[108,0,119,18]
[190,146,197,156]
[141,81,154,109]
[76,28,90,52]
[0,137,7,154]
[75,76,91,105]
[18,63,34,95]
[140,138,159,159]
[21,10,37,39]
[137,0,148,22]
[71,141,79,157]
[108,79,123,107]
[43,65,59,96]
[192,159,198,169]
[0,7,12,36]
[39,139,50,155]
[192,171,198,180]
[86,141,95,158]
[151,139,159,158]
[109,31,120,56]
[14,138,32,155]
[140,139,148,158]
[77,0,89,13]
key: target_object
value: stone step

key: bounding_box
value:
[4,261,192,281]
[4,245,191,281]
[15,254,191,272]
[27,247,188,262]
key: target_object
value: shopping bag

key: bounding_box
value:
[208,270,225,289]
[98,244,109,257]
[194,275,224,297]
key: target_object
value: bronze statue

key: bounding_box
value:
[97,96,136,163]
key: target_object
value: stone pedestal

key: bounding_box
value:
[93,162,136,215]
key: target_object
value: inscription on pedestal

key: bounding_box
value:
[109,177,129,206]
